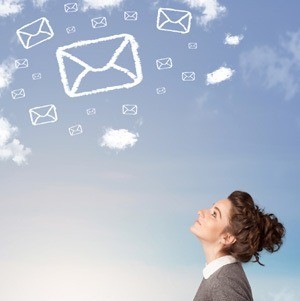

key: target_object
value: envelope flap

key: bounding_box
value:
[160,9,190,24]
[18,18,44,36]
[60,36,125,70]
[30,105,54,118]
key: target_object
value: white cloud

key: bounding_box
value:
[183,0,226,26]
[0,57,16,95]
[31,0,49,8]
[240,30,300,100]
[100,128,138,150]
[0,0,23,17]
[0,117,31,165]
[82,0,124,11]
[224,33,244,46]
[206,66,235,85]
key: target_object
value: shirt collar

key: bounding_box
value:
[203,255,238,279]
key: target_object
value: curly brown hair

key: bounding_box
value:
[220,190,286,266]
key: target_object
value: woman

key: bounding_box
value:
[190,190,286,301]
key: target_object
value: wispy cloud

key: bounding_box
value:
[0,57,16,95]
[206,66,235,85]
[240,29,300,100]
[99,128,138,150]
[224,33,244,46]
[0,0,23,17]
[82,0,124,11]
[268,287,297,301]
[31,0,49,8]
[0,117,31,165]
[182,0,226,27]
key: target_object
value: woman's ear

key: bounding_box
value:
[220,233,236,246]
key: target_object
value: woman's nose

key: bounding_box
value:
[197,210,204,218]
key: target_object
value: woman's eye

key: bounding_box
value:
[211,211,216,218]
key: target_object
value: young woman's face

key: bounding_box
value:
[190,199,232,244]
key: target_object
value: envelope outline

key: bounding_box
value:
[156,7,192,34]
[29,104,58,126]
[15,59,29,69]
[124,11,138,21]
[16,17,54,49]
[188,42,197,49]
[182,72,195,81]
[64,3,78,13]
[56,33,143,97]
[69,124,83,136]
[156,57,172,70]
[156,87,166,94]
[91,17,107,28]
[32,73,42,80]
[11,88,25,99]
[66,26,76,34]
[87,108,96,115]
[122,104,137,115]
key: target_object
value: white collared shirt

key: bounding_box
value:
[203,255,238,279]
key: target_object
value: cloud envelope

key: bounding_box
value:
[224,33,244,45]
[206,66,235,85]
[0,117,31,165]
[100,128,138,150]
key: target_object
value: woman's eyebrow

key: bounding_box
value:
[212,203,222,219]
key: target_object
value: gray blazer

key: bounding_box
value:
[193,262,254,301]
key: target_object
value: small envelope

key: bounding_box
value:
[11,88,25,99]
[69,124,83,136]
[16,17,54,49]
[29,104,58,126]
[15,59,29,69]
[182,72,195,81]
[87,108,96,115]
[32,73,42,80]
[157,7,192,34]
[64,3,78,13]
[91,17,107,28]
[156,57,172,70]
[66,26,76,34]
[188,42,197,49]
[122,104,137,115]
[56,34,143,97]
[124,11,138,21]
[156,87,166,94]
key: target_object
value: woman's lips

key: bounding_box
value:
[196,220,201,225]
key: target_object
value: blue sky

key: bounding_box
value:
[0,0,300,300]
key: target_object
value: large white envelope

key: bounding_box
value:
[156,57,172,70]
[91,17,107,28]
[122,104,137,115]
[16,17,54,49]
[182,72,195,81]
[64,3,78,13]
[69,124,83,136]
[11,88,25,99]
[32,73,42,80]
[15,59,29,69]
[157,8,192,34]
[124,11,138,21]
[29,104,58,126]
[56,34,143,97]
